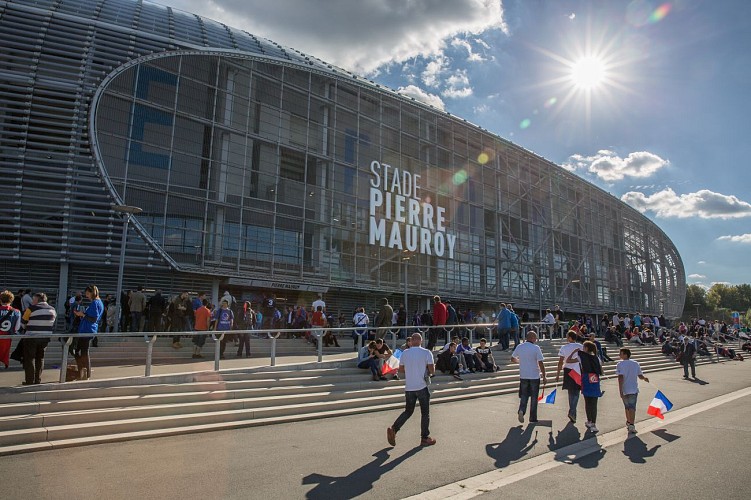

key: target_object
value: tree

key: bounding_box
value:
[683,284,707,318]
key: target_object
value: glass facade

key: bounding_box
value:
[0,0,686,317]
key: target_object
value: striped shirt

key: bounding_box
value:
[22,302,58,335]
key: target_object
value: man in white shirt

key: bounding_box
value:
[387,333,436,447]
[556,330,583,423]
[312,294,326,313]
[541,309,555,340]
[511,330,547,423]
[352,307,369,351]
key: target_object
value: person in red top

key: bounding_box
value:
[428,295,448,350]
[192,299,212,359]
[310,305,327,347]
[0,290,22,368]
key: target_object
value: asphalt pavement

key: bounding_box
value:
[1,357,749,499]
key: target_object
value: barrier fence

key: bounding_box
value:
[3,322,740,386]
[2,322,531,384]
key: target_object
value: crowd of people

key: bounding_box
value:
[384,328,653,447]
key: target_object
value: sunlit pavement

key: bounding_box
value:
[1,358,749,500]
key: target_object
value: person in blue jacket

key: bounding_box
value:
[73,284,104,380]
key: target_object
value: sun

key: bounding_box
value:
[570,56,607,89]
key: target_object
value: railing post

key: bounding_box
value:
[469,326,474,345]
[145,335,157,377]
[59,336,73,383]
[271,336,277,366]
[315,328,323,363]
[390,330,397,350]
[213,332,224,371]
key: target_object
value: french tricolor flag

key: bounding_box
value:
[568,364,582,387]
[538,388,557,404]
[647,390,674,419]
[381,349,402,376]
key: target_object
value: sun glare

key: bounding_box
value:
[570,56,607,89]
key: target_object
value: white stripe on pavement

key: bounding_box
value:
[407,386,751,500]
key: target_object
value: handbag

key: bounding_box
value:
[10,338,25,363]
[581,372,602,397]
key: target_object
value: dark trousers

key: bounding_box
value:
[584,396,598,424]
[358,358,380,378]
[427,329,440,350]
[219,333,232,357]
[446,355,459,373]
[518,378,540,421]
[148,314,162,332]
[22,339,47,384]
[462,353,479,372]
[73,337,92,378]
[236,333,251,356]
[392,387,430,439]
[499,328,510,350]
[511,328,520,348]
[682,358,696,378]
[130,311,143,332]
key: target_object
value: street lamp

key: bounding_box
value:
[402,250,412,321]
[112,204,143,332]
[693,303,700,320]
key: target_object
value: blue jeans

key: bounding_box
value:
[518,378,541,421]
[358,358,379,378]
[393,387,431,439]
[511,328,520,347]
[568,388,580,419]
[499,328,511,350]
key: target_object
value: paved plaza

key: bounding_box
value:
[1,357,749,499]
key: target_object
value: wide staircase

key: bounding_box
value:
[0,339,719,456]
[4,334,354,367]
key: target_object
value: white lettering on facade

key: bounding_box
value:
[368,160,456,260]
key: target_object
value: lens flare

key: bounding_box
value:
[519,118,531,129]
[544,97,558,108]
[452,170,468,185]
[649,3,672,23]
[477,152,490,164]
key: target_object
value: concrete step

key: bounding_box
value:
[0,342,721,455]
[0,354,719,455]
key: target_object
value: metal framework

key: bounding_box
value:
[0,0,686,317]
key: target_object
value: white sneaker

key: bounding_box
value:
[518,410,524,423]
[590,424,599,433]
[627,424,637,434]
[584,420,593,429]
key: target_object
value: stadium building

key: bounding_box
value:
[0,0,686,319]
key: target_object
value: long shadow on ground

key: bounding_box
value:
[302,446,422,500]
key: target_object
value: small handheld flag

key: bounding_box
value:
[647,390,674,419]
[381,349,402,376]
[541,388,557,404]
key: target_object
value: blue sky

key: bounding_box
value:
[167,0,751,286]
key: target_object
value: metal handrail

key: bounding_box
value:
[9,322,511,384]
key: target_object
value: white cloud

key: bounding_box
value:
[473,103,490,114]
[474,38,491,50]
[697,261,706,265]
[568,13,576,20]
[396,85,445,110]
[166,0,507,74]
[563,150,669,181]
[717,233,751,244]
[442,70,473,98]
[621,188,751,219]
[688,274,706,279]
[422,56,448,88]
[450,37,487,62]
